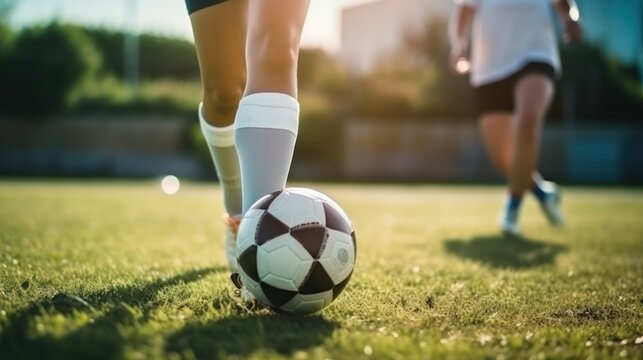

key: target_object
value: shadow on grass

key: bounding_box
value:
[0,267,223,360]
[166,314,337,359]
[444,234,567,269]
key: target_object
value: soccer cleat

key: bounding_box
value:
[223,213,242,273]
[230,273,256,303]
[499,209,521,237]
[538,181,565,227]
[240,288,256,303]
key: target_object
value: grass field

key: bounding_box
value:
[0,180,641,360]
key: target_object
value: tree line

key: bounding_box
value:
[0,20,640,123]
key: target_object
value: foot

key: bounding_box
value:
[499,209,521,237]
[223,213,242,273]
[538,181,565,227]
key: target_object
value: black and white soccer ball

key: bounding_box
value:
[236,188,356,315]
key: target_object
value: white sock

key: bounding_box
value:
[199,103,242,215]
[234,93,299,213]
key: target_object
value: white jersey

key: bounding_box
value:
[457,0,561,86]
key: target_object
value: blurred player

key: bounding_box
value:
[449,0,582,236]
[185,0,309,295]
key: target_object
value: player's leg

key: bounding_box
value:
[480,113,555,231]
[480,114,546,182]
[188,0,247,271]
[508,72,563,230]
[479,113,521,235]
[475,79,523,235]
[509,73,553,199]
[512,71,564,226]
[191,0,247,128]
[234,0,310,213]
[479,113,511,175]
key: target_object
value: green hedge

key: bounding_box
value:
[81,27,199,81]
[0,23,100,117]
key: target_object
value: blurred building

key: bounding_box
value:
[340,0,453,73]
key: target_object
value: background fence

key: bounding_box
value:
[2,117,640,184]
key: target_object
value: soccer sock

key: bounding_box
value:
[199,103,243,215]
[234,93,299,213]
[506,193,524,215]
[531,182,547,202]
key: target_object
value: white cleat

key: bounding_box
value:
[240,288,256,303]
[230,273,256,303]
[538,181,565,227]
[223,213,242,273]
[224,216,256,303]
[499,209,521,237]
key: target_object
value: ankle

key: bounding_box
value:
[506,193,523,213]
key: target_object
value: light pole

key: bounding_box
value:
[124,0,139,91]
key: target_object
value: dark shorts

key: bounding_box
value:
[474,61,556,116]
[185,0,230,15]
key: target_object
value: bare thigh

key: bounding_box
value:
[244,0,310,97]
[513,74,554,130]
[479,112,512,174]
[190,0,248,126]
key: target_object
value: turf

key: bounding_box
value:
[0,180,641,360]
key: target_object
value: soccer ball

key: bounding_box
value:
[236,188,356,315]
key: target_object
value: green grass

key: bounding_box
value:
[0,180,641,359]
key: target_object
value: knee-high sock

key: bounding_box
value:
[234,93,299,213]
[199,103,242,215]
